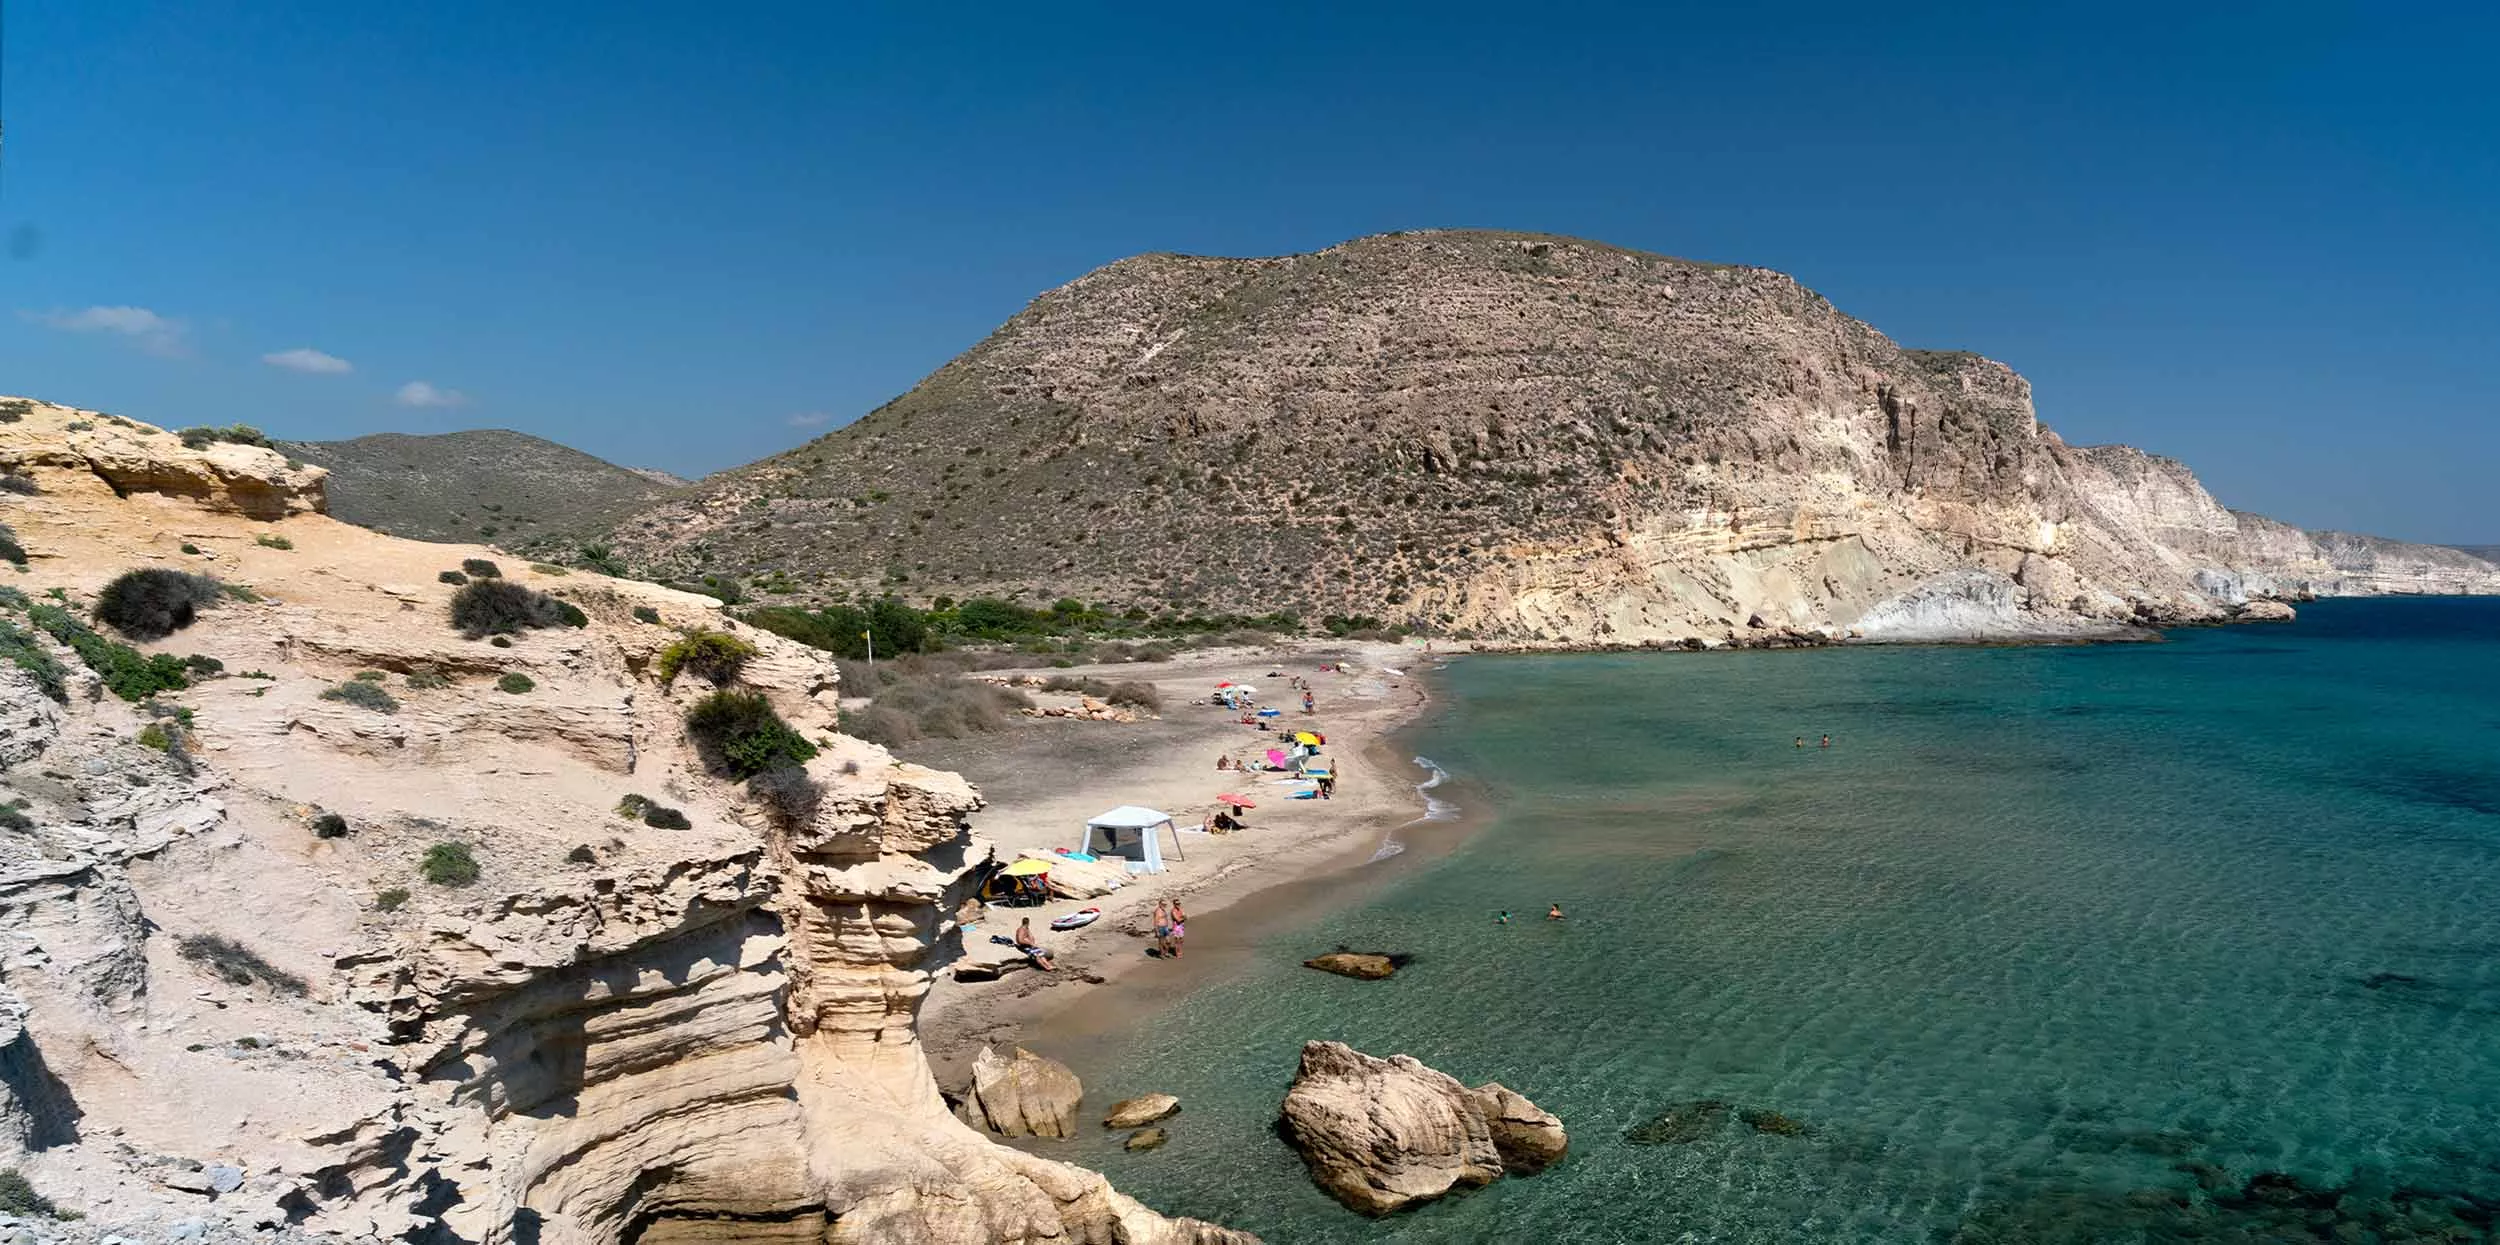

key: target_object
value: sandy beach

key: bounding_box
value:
[912,638,1456,1081]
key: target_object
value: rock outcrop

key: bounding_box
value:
[1303,952,1398,980]
[1470,1083,1568,1174]
[587,230,2500,645]
[1104,1094,1181,1129]
[955,1045,1085,1139]
[1278,1040,1562,1216]
[0,398,1252,1243]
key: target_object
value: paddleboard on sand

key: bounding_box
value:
[1050,908,1102,931]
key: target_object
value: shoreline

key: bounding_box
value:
[913,641,1466,1084]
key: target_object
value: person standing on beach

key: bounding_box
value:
[1168,900,1187,959]
[1303,690,1316,714]
[1151,900,1172,957]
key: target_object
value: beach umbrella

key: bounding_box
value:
[1293,731,1322,745]
[1257,707,1283,718]
[1265,748,1289,768]
[1001,858,1052,876]
[1215,793,1257,808]
[1215,681,1235,688]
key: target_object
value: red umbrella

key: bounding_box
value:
[1215,793,1257,808]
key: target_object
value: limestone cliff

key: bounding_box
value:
[0,398,1249,1243]
[582,229,2495,644]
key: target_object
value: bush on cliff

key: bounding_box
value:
[683,690,818,779]
[27,604,189,701]
[0,521,24,566]
[0,619,67,702]
[449,579,570,639]
[321,680,399,713]
[421,842,480,887]
[94,568,227,640]
[658,630,758,687]
[176,933,308,996]
[177,424,273,450]
[748,764,823,826]
[460,558,502,579]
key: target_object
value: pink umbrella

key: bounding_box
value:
[1216,793,1257,808]
[1265,748,1289,768]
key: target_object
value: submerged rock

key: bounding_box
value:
[1124,1127,1170,1152]
[1105,1093,1181,1129]
[1471,1082,1568,1173]
[1624,1099,1731,1145]
[1304,952,1398,980]
[1739,1108,1807,1137]
[1279,1041,1503,1215]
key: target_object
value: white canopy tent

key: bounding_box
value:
[1084,805,1183,873]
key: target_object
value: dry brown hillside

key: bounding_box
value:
[587,229,2495,645]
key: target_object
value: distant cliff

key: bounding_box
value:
[565,228,2494,643]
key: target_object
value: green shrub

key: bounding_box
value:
[421,842,480,886]
[375,887,410,912]
[177,424,272,450]
[0,585,27,610]
[405,668,453,690]
[311,812,349,838]
[179,542,202,555]
[684,690,818,778]
[0,800,31,832]
[321,680,400,713]
[0,1168,64,1218]
[220,582,260,603]
[553,599,588,627]
[255,533,294,551]
[94,568,226,639]
[530,563,569,576]
[0,474,35,497]
[176,933,307,996]
[0,524,27,567]
[438,570,468,586]
[461,558,502,578]
[0,619,67,701]
[137,723,173,751]
[642,804,691,830]
[239,669,276,680]
[490,635,512,648]
[566,844,597,863]
[632,605,661,625]
[497,672,535,694]
[658,630,758,687]
[353,669,387,682]
[27,604,188,700]
[450,579,569,638]
[616,793,653,819]
[581,544,628,576]
[184,653,223,675]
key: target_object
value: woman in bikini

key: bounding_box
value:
[1167,900,1186,959]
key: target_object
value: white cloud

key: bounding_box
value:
[394,381,468,409]
[23,305,189,356]
[786,411,834,428]
[262,347,353,375]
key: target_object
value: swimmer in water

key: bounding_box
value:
[1495,910,1512,925]
[1821,734,1832,749]
[1548,903,1565,921]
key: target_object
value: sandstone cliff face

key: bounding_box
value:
[586,230,2495,644]
[0,398,1248,1243]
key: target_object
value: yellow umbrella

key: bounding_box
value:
[1002,858,1053,876]
[1294,731,1322,745]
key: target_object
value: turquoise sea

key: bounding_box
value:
[1051,598,2500,1243]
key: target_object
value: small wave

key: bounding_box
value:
[1372,755,1457,861]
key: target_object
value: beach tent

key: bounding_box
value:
[1084,805,1182,873]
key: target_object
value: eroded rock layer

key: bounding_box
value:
[0,399,1250,1243]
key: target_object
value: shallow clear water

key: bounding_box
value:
[1052,599,2500,1243]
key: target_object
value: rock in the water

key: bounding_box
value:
[1470,1082,1568,1173]
[1104,1093,1181,1129]
[1303,952,1396,980]
[1739,1108,1806,1137]
[1624,1099,1730,1145]
[1124,1127,1169,1152]
[1278,1040,1502,1216]
[959,1045,1084,1139]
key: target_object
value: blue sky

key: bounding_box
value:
[2,2,2493,541]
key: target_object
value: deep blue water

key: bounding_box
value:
[1054,598,2500,1243]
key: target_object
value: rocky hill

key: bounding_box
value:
[589,229,2496,644]
[0,399,1247,1243]
[279,429,684,546]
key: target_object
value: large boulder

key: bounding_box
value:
[1470,1082,1568,1173]
[956,1045,1084,1138]
[1104,1093,1181,1129]
[1278,1041,1503,1216]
